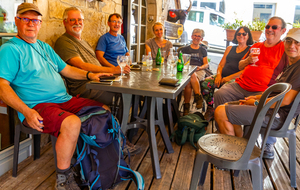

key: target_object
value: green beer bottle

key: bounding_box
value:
[156,47,162,65]
[177,52,184,72]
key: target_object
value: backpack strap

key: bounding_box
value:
[189,128,197,149]
[175,126,189,146]
[118,165,145,190]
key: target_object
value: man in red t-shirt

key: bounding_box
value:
[213,16,288,159]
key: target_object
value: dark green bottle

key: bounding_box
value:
[177,52,184,72]
[156,47,162,65]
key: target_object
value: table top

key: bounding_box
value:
[87,64,196,99]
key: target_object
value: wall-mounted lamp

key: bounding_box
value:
[148,15,154,23]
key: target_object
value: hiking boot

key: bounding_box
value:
[194,94,203,109]
[55,169,80,190]
[183,103,190,116]
[204,106,214,121]
[263,143,275,159]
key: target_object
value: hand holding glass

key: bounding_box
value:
[250,48,260,66]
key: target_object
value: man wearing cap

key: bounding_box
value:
[212,16,288,159]
[215,28,300,157]
[0,3,111,190]
[54,7,130,105]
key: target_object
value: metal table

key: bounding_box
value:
[86,64,196,178]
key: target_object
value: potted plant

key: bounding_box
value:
[248,18,266,41]
[222,19,244,41]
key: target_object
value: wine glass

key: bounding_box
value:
[170,56,178,77]
[117,55,127,78]
[250,48,260,66]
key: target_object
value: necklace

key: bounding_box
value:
[16,35,58,72]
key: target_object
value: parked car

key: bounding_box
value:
[184,7,227,50]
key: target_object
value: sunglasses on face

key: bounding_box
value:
[265,25,281,30]
[193,35,202,38]
[237,32,247,36]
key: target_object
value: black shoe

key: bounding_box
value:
[263,143,275,159]
[194,94,203,109]
[183,103,190,116]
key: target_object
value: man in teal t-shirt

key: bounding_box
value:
[0,3,112,190]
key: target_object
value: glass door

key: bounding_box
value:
[127,0,147,63]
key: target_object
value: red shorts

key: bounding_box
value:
[23,97,104,137]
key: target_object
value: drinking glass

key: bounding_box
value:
[117,55,127,78]
[170,56,178,77]
[250,48,260,66]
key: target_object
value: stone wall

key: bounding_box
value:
[34,0,122,49]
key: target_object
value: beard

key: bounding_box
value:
[72,25,83,35]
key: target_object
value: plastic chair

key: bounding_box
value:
[189,83,291,190]
[10,106,57,177]
[254,91,300,188]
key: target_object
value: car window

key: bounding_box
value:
[187,11,204,23]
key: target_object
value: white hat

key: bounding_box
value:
[283,28,300,42]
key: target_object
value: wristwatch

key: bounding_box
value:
[254,100,259,106]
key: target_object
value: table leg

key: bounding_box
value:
[147,96,161,179]
[121,93,132,134]
[156,98,174,153]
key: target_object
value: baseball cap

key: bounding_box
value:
[16,3,42,16]
[283,28,300,42]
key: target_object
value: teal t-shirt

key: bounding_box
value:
[0,37,72,121]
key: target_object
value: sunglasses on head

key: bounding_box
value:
[265,25,280,30]
[237,32,247,36]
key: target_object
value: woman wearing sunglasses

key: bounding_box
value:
[202,26,254,121]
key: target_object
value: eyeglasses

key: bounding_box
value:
[68,18,84,24]
[265,25,281,30]
[237,32,247,36]
[285,38,300,46]
[110,20,123,24]
[193,35,202,38]
[17,17,42,25]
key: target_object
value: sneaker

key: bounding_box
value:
[55,169,80,190]
[204,106,214,121]
[194,94,203,109]
[183,103,190,116]
[263,143,275,159]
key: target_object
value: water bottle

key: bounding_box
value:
[156,48,162,65]
[177,52,184,72]
[167,48,174,67]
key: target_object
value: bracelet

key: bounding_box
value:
[86,71,91,81]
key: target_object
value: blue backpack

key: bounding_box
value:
[74,106,144,190]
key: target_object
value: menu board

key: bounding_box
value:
[164,21,183,39]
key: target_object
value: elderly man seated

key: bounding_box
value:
[215,28,300,158]
[0,3,114,189]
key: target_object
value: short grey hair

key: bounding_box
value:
[63,7,83,20]
[268,16,286,29]
[192,28,205,38]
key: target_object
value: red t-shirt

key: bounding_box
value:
[236,41,288,92]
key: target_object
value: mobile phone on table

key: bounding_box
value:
[99,76,116,82]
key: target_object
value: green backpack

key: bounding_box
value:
[172,112,208,149]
